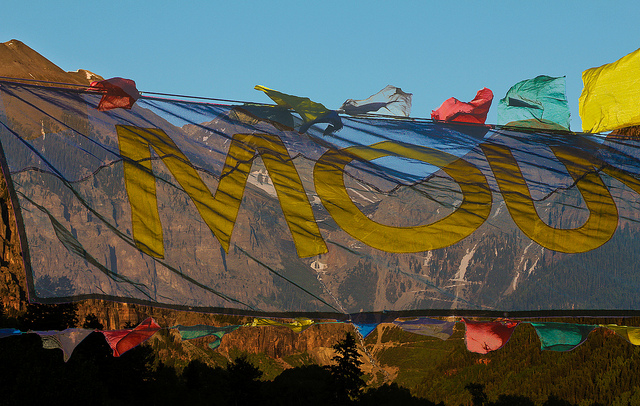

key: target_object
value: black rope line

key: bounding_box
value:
[139,91,268,106]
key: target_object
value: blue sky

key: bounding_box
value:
[3,1,640,130]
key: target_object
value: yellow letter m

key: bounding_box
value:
[116,125,327,259]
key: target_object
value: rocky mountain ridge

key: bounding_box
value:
[0,39,102,86]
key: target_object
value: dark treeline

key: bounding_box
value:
[0,304,630,405]
[0,303,438,406]
[0,317,433,405]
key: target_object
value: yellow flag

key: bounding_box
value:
[603,325,640,345]
[251,317,315,333]
[254,85,329,122]
[579,47,640,133]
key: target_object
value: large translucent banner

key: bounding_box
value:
[1,82,640,317]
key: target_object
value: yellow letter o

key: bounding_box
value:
[313,141,492,253]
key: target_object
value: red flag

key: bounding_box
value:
[463,318,519,354]
[431,87,493,124]
[100,318,160,357]
[90,77,140,111]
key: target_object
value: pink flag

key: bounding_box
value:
[90,77,140,111]
[100,318,160,357]
[431,88,493,124]
[463,318,519,354]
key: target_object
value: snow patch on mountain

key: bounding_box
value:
[451,244,478,283]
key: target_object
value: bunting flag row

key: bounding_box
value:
[249,47,640,133]
[3,316,640,362]
[87,46,640,133]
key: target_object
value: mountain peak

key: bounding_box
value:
[0,39,103,85]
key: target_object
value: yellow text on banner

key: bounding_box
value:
[116,125,327,259]
[481,143,618,253]
[313,141,492,253]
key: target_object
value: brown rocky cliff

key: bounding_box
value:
[217,322,351,359]
[0,39,102,318]
[0,172,27,316]
[0,39,102,85]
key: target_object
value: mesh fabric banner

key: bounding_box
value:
[1,82,640,317]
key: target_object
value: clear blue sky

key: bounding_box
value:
[3,1,640,130]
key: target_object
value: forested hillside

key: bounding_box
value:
[368,318,640,405]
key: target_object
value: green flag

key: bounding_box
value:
[497,75,570,130]
[175,324,242,350]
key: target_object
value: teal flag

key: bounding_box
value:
[175,324,241,349]
[497,75,570,130]
[530,322,596,351]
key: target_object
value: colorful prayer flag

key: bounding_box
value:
[0,328,21,339]
[393,318,455,340]
[89,77,140,111]
[579,47,640,133]
[603,324,640,346]
[349,313,396,338]
[463,319,519,354]
[497,75,570,130]
[34,328,94,362]
[255,85,342,134]
[431,88,493,124]
[250,318,315,333]
[175,324,242,349]
[339,85,412,117]
[100,318,160,357]
[530,322,596,351]
[352,323,377,338]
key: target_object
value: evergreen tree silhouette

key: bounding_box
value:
[329,332,365,404]
[82,313,103,329]
[20,302,78,330]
